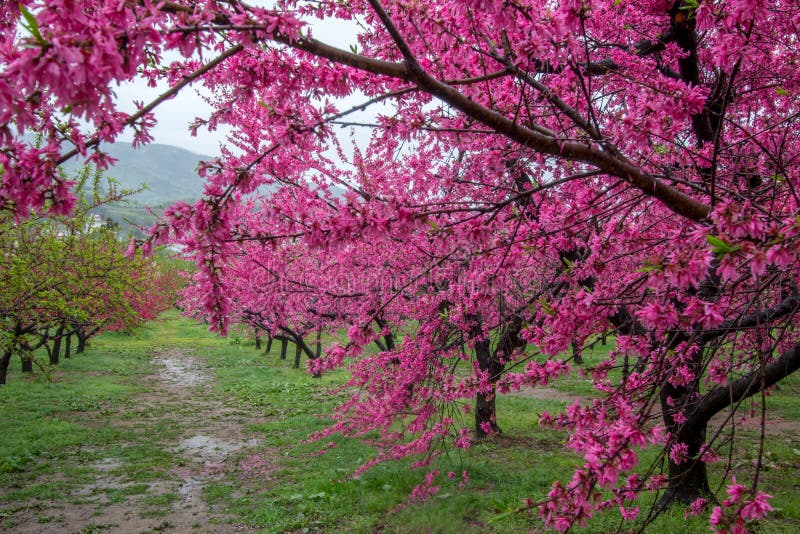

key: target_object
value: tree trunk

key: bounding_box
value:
[659,415,712,506]
[571,341,583,365]
[0,351,11,385]
[255,328,261,350]
[658,345,712,506]
[658,343,800,507]
[266,335,273,354]
[312,331,323,379]
[76,329,87,354]
[20,355,33,373]
[64,333,72,358]
[294,342,302,369]
[51,333,62,365]
[280,338,288,360]
[474,320,524,438]
[474,335,501,438]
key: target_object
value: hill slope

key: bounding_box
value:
[60,142,211,205]
[55,141,211,237]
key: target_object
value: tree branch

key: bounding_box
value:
[57,44,245,165]
[697,294,800,345]
[278,325,320,360]
[161,0,712,222]
[690,343,800,426]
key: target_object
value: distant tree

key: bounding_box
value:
[0,168,177,383]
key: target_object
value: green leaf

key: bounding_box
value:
[775,87,790,96]
[678,0,700,19]
[636,263,661,273]
[18,4,46,46]
[706,234,741,256]
[706,234,729,250]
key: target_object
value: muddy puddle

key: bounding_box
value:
[153,354,208,387]
[1,339,265,533]
[179,435,261,461]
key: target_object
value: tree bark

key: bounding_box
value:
[656,339,800,508]
[51,332,62,365]
[20,355,33,373]
[76,329,87,354]
[64,333,71,358]
[312,331,323,378]
[280,337,288,360]
[659,412,712,506]
[44,343,53,366]
[294,341,302,368]
[375,316,396,351]
[659,364,710,506]
[474,334,501,438]
[255,328,261,350]
[0,350,11,385]
[266,334,273,354]
[279,326,322,364]
[571,341,583,365]
[695,343,800,424]
[656,333,711,505]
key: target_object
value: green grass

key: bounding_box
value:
[0,341,147,479]
[206,320,800,533]
[1,311,798,532]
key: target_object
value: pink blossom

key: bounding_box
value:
[740,491,773,521]
[669,442,689,465]
[725,478,748,505]
[685,497,707,518]
[710,505,725,527]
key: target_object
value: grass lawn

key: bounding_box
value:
[0,311,798,532]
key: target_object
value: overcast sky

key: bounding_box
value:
[113,12,371,157]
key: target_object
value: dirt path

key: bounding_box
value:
[9,348,265,534]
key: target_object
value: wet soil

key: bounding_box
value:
[4,349,267,534]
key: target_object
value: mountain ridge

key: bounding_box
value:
[60,141,211,206]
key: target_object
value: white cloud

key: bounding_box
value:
[112,76,230,156]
